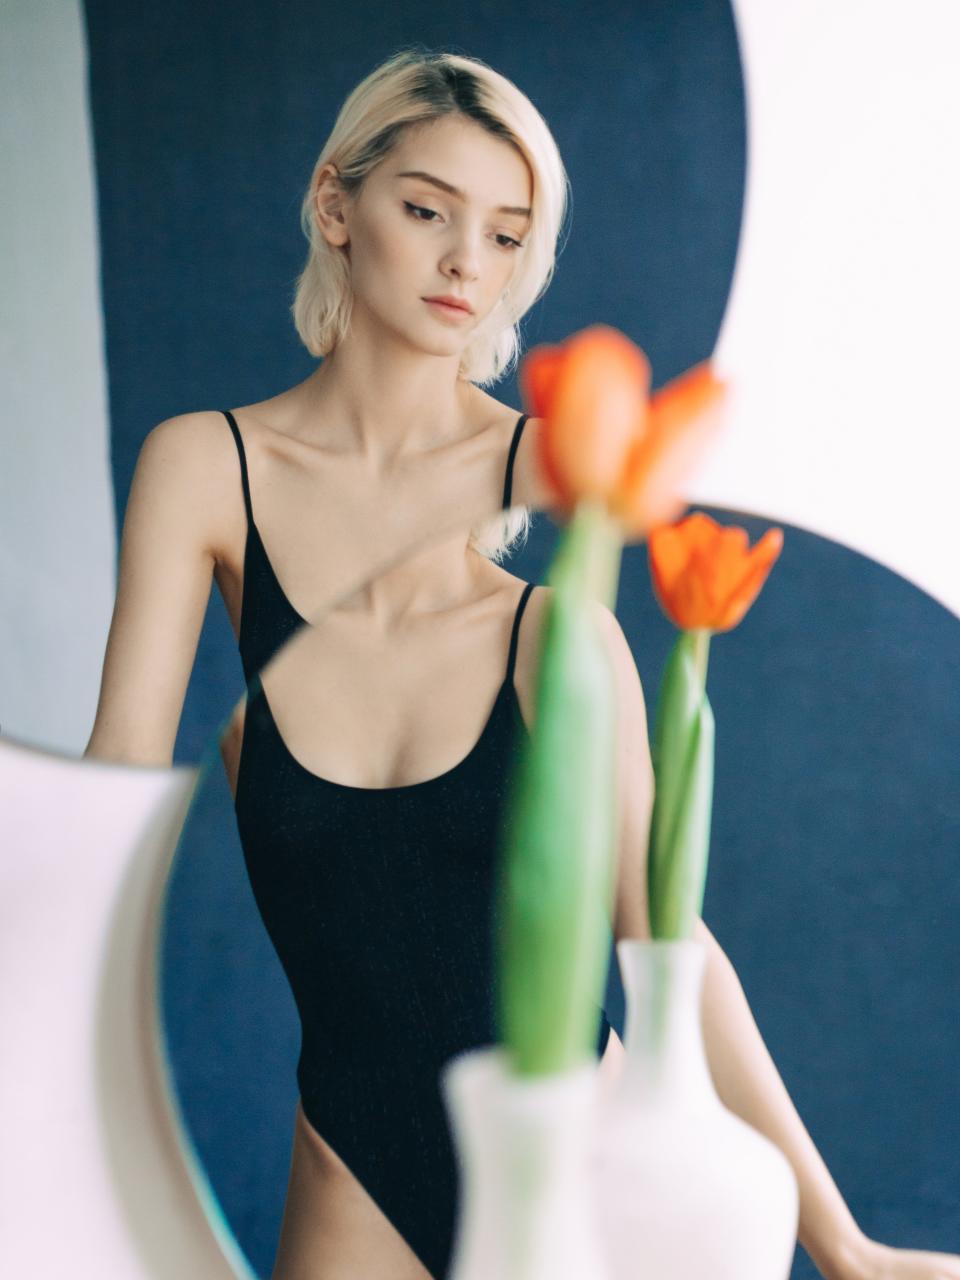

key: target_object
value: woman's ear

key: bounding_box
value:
[313,164,351,248]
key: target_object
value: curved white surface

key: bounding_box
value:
[0,736,255,1279]
[0,0,117,754]
[703,1,960,619]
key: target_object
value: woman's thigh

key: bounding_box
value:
[271,1031,623,1280]
[270,1101,432,1280]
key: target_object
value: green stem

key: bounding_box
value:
[498,496,626,1075]
[691,627,712,693]
[547,500,622,608]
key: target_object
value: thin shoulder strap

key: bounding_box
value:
[505,582,536,683]
[220,409,254,526]
[502,412,529,509]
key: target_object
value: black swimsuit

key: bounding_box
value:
[221,408,612,1278]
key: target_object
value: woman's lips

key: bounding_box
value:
[424,298,473,320]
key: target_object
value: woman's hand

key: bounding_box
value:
[836,1235,960,1280]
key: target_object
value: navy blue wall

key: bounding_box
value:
[81,2,959,1276]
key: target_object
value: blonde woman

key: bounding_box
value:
[85,46,954,1280]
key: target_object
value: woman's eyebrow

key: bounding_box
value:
[395,170,531,218]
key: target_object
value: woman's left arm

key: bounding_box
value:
[691,919,960,1280]
[597,606,960,1280]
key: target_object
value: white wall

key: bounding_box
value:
[705,0,960,620]
[0,0,115,755]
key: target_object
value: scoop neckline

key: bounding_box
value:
[254,675,526,794]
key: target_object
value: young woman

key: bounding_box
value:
[84,46,958,1280]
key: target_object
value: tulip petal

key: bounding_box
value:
[649,362,726,436]
[648,509,783,631]
[648,513,720,628]
[672,544,718,629]
[712,525,750,597]
[613,369,727,538]
[713,527,784,631]
[538,326,651,503]
[647,523,690,594]
[520,344,566,420]
[649,512,721,591]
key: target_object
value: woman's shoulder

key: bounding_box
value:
[466,390,551,510]
[132,408,251,560]
[469,387,540,432]
[473,392,549,502]
[137,408,249,506]
[506,579,619,630]
[140,407,237,458]
[508,578,639,734]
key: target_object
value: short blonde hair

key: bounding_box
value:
[290,46,570,562]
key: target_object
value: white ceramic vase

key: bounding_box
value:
[0,734,255,1278]
[441,1044,612,1280]
[591,938,799,1280]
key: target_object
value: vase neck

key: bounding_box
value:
[442,1047,611,1279]
[616,940,719,1108]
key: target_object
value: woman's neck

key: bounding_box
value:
[293,329,480,461]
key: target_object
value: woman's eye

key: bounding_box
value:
[404,201,440,222]
[404,201,523,251]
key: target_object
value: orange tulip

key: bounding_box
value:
[521,324,650,515]
[610,362,728,538]
[520,325,727,537]
[647,511,784,632]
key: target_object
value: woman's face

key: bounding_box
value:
[319,115,534,356]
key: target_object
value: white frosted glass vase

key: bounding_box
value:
[441,1044,612,1280]
[591,938,799,1280]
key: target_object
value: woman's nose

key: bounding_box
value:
[442,234,481,280]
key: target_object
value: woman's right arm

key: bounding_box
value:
[84,413,227,768]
